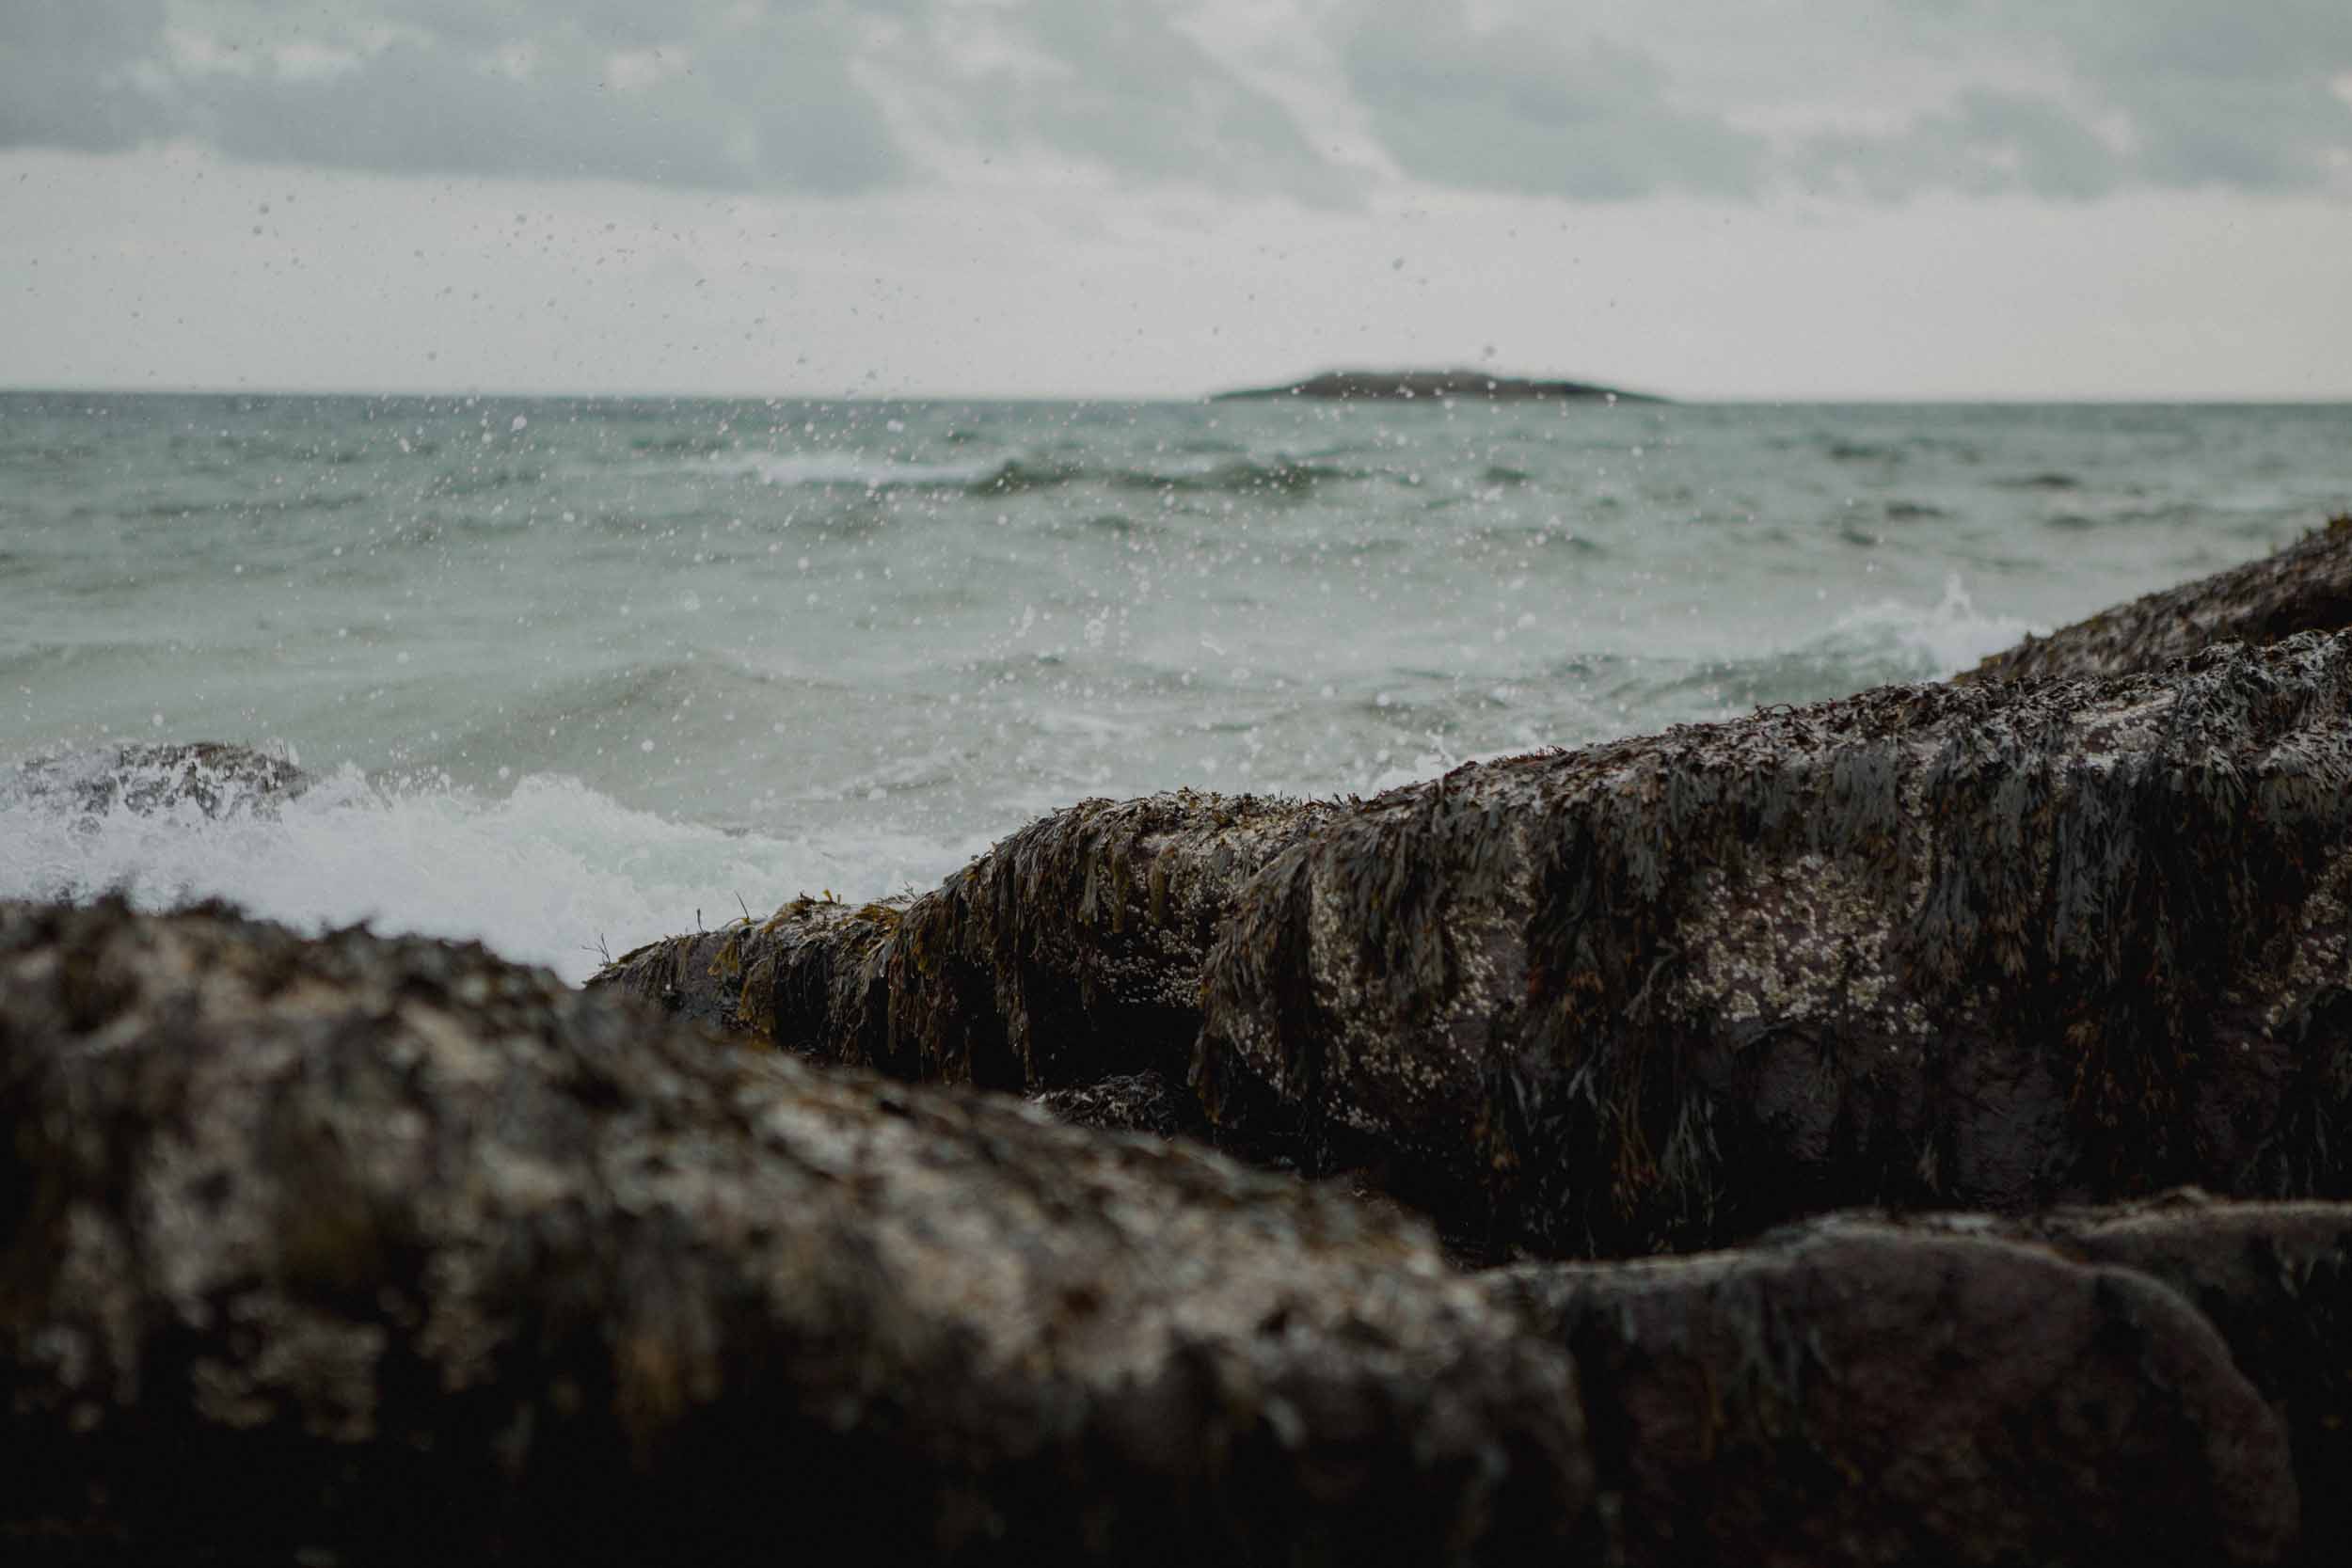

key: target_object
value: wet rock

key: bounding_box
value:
[1485,1216,2301,1568]
[594,790,1330,1104]
[2,740,307,819]
[1963,514,2352,685]
[1199,633,2352,1258]
[0,898,1583,1566]
[1995,1193,2352,1559]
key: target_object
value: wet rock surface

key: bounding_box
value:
[1487,1213,2302,1568]
[594,790,1327,1138]
[1200,633,2352,1257]
[0,898,1585,1567]
[3,740,308,820]
[1963,515,2352,686]
[8,900,2344,1565]
[1996,1194,2352,1557]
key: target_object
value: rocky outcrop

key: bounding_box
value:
[0,897,1584,1566]
[594,790,1327,1136]
[1963,515,2352,685]
[603,639,2352,1260]
[1213,369,1661,403]
[1999,1194,2352,1557]
[1486,1214,2301,1568]
[2,739,308,819]
[8,899,2342,1565]
[1199,632,2352,1257]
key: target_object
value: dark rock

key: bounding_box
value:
[3,740,308,819]
[0,898,1584,1566]
[1992,1193,2352,1559]
[1963,515,2352,686]
[1199,632,2352,1258]
[1486,1215,2301,1568]
[594,790,1329,1109]
[1213,369,1662,404]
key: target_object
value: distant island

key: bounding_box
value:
[1214,369,1666,404]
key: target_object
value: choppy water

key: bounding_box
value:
[5,391,2346,980]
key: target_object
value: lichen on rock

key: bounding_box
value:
[1199,633,2352,1258]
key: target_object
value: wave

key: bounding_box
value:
[0,757,980,986]
[705,450,1375,500]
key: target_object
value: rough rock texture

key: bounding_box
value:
[594,790,1328,1124]
[1486,1215,2301,1568]
[2000,1194,2352,1558]
[3,740,308,819]
[1200,633,2352,1258]
[1963,515,2352,686]
[11,900,2345,1566]
[0,898,1587,1567]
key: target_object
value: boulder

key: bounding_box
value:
[0,897,1583,1566]
[3,739,307,819]
[594,789,1327,1121]
[1963,515,2352,686]
[1997,1193,2352,1558]
[1486,1215,2300,1567]
[8,900,2337,1566]
[1199,632,2352,1257]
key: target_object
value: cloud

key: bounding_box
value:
[2,1,2346,205]
[1834,1,2352,196]
[0,0,909,193]
[1338,9,1764,199]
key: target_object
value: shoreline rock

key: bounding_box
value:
[1,898,1585,1565]
[1201,632,2352,1257]
[2,739,308,820]
[7,900,2341,1564]
[1962,514,2352,685]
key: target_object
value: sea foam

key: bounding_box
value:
[0,763,979,985]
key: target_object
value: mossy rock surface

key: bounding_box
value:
[1963,514,2352,685]
[0,898,1585,1566]
[1489,1211,2301,1568]
[13,899,2348,1565]
[592,789,1328,1139]
[1200,632,2352,1257]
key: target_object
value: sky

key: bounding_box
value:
[4,0,2350,400]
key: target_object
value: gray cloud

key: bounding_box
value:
[0,0,173,152]
[1342,13,1763,199]
[908,0,1358,204]
[2,1,2346,204]
[0,1,908,192]
[1840,1,2352,196]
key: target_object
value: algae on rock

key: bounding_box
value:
[1200,633,2352,1258]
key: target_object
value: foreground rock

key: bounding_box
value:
[1486,1212,2302,1567]
[1213,369,1661,403]
[0,898,1583,1565]
[1963,514,2352,685]
[8,901,2336,1564]
[2002,1194,2352,1558]
[1200,632,2352,1256]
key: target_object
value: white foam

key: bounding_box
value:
[710,451,1001,488]
[1817,574,2040,680]
[0,765,978,985]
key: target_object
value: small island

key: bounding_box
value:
[1214,368,1665,403]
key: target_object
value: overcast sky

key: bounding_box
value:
[5,0,2349,399]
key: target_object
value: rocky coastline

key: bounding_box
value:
[11,518,2352,1563]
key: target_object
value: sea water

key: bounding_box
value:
[4,391,2346,981]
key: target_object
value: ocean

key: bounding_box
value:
[4,391,2346,983]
